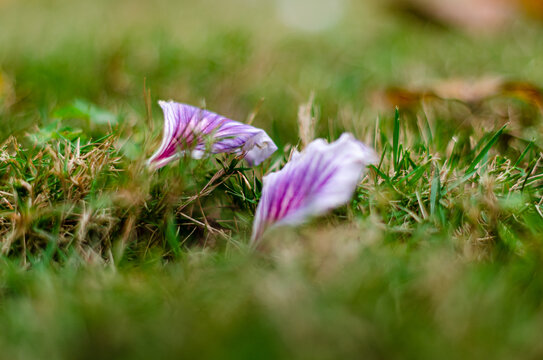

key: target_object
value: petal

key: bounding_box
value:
[251,133,378,245]
[242,131,278,166]
[147,101,277,169]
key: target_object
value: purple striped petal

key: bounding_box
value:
[251,133,378,245]
[147,100,278,169]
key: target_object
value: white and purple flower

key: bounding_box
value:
[148,100,278,169]
[251,133,378,245]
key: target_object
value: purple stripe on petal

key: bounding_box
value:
[147,101,278,169]
[251,133,378,245]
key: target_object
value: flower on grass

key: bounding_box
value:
[147,100,277,169]
[251,133,378,245]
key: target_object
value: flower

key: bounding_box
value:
[251,133,378,245]
[147,100,278,169]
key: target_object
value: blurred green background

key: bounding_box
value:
[3,0,543,146]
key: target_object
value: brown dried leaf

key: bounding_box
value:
[392,0,516,33]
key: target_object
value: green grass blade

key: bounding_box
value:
[466,125,506,174]
[393,107,400,172]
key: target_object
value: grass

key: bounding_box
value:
[1,0,543,358]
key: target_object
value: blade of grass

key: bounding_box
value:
[393,107,400,172]
[466,124,506,174]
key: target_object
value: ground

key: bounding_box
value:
[1,0,543,359]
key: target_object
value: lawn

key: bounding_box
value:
[1,0,543,359]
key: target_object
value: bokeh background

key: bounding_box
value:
[3,0,543,146]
